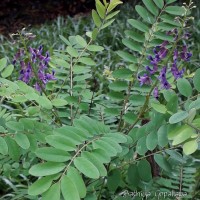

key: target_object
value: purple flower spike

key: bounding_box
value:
[180,45,192,62]
[153,87,159,99]
[158,67,171,89]
[138,74,151,86]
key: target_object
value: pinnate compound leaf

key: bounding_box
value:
[74,157,100,179]
[28,176,53,196]
[35,147,71,162]
[29,162,65,176]
[42,183,60,200]
[0,137,8,155]
[61,175,80,200]
[169,111,188,124]
[67,167,86,198]
[183,140,198,155]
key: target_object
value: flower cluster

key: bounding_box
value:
[137,31,192,99]
[13,46,56,91]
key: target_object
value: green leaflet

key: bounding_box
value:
[127,19,149,32]
[42,183,60,200]
[28,176,53,196]
[61,175,80,200]
[142,0,159,16]
[74,157,100,179]
[193,68,200,92]
[107,169,121,192]
[117,51,137,63]
[154,154,171,172]
[35,147,71,162]
[127,164,140,187]
[136,136,148,155]
[14,133,30,149]
[0,58,7,71]
[177,78,192,97]
[81,151,107,176]
[1,64,14,78]
[183,140,198,155]
[67,167,86,198]
[46,135,77,151]
[29,162,65,176]
[0,137,8,155]
[92,10,102,27]
[135,5,154,24]
[137,160,152,182]
[153,0,164,9]
[109,80,128,91]
[146,131,158,151]
[169,111,189,124]
[122,39,142,53]
[165,6,186,16]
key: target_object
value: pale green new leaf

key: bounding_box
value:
[92,10,101,27]
[183,140,198,155]
[67,46,79,57]
[96,0,105,19]
[87,45,104,52]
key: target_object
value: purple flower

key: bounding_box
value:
[158,67,171,89]
[180,46,192,61]
[167,28,178,41]
[171,50,185,80]
[20,62,32,83]
[153,87,159,99]
[138,74,151,86]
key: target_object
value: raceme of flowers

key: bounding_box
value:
[13,46,56,91]
[138,29,192,99]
